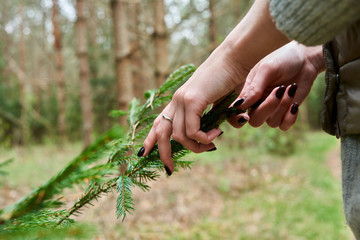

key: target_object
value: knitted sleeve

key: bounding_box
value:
[269,0,360,46]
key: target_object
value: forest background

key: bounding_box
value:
[0,0,352,239]
[0,0,259,147]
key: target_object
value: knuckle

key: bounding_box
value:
[247,85,262,99]
[266,120,279,128]
[153,118,160,127]
[171,132,182,142]
[172,91,182,102]
[155,128,163,137]
[186,131,196,140]
[183,93,197,105]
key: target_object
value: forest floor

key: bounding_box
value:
[0,131,353,240]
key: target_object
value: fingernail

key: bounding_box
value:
[218,131,224,136]
[238,117,248,124]
[137,146,145,157]
[251,99,263,109]
[234,98,245,109]
[207,147,217,152]
[226,108,245,118]
[164,165,172,176]
[276,85,286,99]
[288,83,298,98]
[291,102,299,114]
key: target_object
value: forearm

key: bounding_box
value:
[216,0,290,81]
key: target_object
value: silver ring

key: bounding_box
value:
[162,114,173,123]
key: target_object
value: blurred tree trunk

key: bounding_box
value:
[76,0,94,147]
[52,0,66,143]
[19,3,29,145]
[139,1,157,93]
[153,0,168,87]
[129,1,143,100]
[209,0,217,52]
[111,0,133,125]
[88,2,98,80]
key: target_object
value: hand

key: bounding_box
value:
[139,46,249,174]
[228,41,325,131]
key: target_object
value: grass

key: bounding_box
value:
[0,142,83,188]
[0,129,353,239]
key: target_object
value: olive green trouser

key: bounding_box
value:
[342,134,360,239]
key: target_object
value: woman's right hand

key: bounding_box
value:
[228,41,325,131]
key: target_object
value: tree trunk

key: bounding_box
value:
[128,1,145,100]
[19,3,29,145]
[111,0,133,125]
[209,0,217,52]
[153,0,168,87]
[76,0,94,147]
[87,2,98,80]
[52,0,66,143]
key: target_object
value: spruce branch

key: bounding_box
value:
[1,64,243,230]
[116,176,135,221]
[61,65,240,222]
[2,126,125,221]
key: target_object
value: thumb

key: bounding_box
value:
[236,62,280,110]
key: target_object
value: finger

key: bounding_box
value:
[141,120,159,157]
[248,85,286,128]
[267,83,297,128]
[239,62,280,110]
[227,112,250,129]
[184,101,222,144]
[172,107,216,153]
[156,119,175,174]
[141,102,175,156]
[280,103,299,131]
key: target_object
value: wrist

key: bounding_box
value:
[300,43,325,74]
[215,41,251,85]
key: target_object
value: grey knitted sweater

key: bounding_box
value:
[269,0,360,46]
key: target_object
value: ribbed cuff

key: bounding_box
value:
[269,0,360,46]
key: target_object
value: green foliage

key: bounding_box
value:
[2,126,126,220]
[0,159,13,177]
[0,77,22,146]
[306,73,326,129]
[0,64,240,235]
[65,89,83,140]
[116,176,135,221]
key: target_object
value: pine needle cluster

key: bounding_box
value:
[0,64,240,236]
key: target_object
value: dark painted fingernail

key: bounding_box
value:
[251,99,263,109]
[137,146,145,157]
[234,98,245,109]
[291,102,299,114]
[288,83,297,98]
[218,131,224,136]
[276,85,286,99]
[238,117,248,124]
[226,109,246,118]
[207,147,217,152]
[164,165,172,176]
